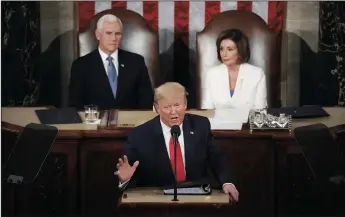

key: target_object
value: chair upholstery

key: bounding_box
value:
[196,10,281,108]
[78,8,161,87]
[293,123,345,215]
[336,129,345,159]
[331,124,345,159]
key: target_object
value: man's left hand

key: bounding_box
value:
[223,184,239,202]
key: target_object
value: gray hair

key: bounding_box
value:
[96,14,123,30]
[154,82,188,104]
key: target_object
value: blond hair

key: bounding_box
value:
[154,82,187,104]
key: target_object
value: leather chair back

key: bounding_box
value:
[294,123,345,180]
[78,8,160,87]
[196,10,281,108]
[294,123,345,215]
[331,124,345,159]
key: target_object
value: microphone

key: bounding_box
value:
[171,125,181,140]
[170,125,180,201]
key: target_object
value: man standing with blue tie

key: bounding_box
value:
[69,14,153,109]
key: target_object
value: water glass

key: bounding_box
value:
[84,105,99,123]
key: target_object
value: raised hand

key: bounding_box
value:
[114,155,139,182]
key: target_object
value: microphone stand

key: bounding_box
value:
[172,133,179,202]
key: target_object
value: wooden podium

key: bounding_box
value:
[118,188,234,217]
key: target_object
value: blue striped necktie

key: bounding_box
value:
[106,56,118,98]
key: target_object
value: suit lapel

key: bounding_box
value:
[116,49,126,100]
[219,64,230,101]
[231,63,246,103]
[216,64,233,106]
[152,116,175,180]
[182,114,196,179]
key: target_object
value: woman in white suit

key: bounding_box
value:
[202,29,267,110]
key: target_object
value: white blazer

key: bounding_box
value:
[201,63,267,110]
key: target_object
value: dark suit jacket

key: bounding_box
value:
[69,49,153,110]
[124,113,232,187]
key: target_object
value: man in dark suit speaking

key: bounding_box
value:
[69,14,153,110]
[114,82,239,201]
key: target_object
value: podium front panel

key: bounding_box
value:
[120,187,230,204]
[119,188,234,217]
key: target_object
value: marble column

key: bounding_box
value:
[318,2,345,106]
[2,2,41,106]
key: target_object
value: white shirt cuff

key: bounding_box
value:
[223,183,236,188]
[118,179,130,189]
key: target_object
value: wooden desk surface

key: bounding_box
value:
[120,188,230,204]
[2,107,344,132]
[1,107,214,130]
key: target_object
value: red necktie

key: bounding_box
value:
[169,136,186,182]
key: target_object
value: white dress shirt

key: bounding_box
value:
[160,121,186,171]
[98,47,119,76]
